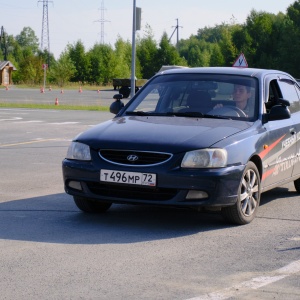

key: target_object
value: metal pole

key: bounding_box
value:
[130,0,136,98]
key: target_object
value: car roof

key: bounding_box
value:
[157,66,291,79]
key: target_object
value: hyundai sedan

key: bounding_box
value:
[62,67,300,225]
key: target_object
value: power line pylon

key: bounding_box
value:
[95,1,110,44]
[38,0,53,53]
[169,18,182,49]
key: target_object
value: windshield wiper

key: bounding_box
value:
[166,111,204,117]
[125,110,231,119]
[126,111,152,116]
[126,111,175,116]
[166,111,231,119]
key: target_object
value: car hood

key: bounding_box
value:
[77,116,252,153]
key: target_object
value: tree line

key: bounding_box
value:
[1,0,300,86]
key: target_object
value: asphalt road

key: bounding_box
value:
[0,86,130,107]
[0,107,299,300]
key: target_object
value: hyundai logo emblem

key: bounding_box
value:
[127,155,139,162]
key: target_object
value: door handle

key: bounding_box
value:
[290,128,296,135]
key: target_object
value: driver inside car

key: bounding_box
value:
[214,84,252,117]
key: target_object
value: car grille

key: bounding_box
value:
[99,149,172,166]
[87,182,177,201]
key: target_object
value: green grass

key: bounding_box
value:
[0,102,110,111]
[1,84,114,91]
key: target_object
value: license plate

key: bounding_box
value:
[100,169,156,186]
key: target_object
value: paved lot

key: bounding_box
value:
[0,107,299,299]
[0,86,130,107]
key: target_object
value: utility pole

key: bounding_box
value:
[169,18,182,49]
[38,0,52,62]
[38,0,52,91]
[95,1,110,44]
[130,0,137,99]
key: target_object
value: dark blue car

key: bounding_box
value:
[62,67,300,224]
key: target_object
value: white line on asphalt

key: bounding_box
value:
[49,122,80,125]
[186,260,300,300]
[13,120,44,123]
[0,117,22,121]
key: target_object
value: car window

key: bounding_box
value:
[278,79,300,113]
[126,74,258,121]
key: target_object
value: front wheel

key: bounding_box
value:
[293,177,300,193]
[73,196,112,213]
[221,162,261,225]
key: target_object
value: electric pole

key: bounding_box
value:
[95,1,110,44]
[169,18,182,49]
[38,0,52,60]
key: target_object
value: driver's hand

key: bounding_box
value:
[214,104,223,109]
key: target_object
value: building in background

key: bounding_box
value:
[0,61,17,86]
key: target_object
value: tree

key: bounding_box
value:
[87,43,116,85]
[17,55,44,84]
[15,27,39,55]
[48,51,76,87]
[136,24,158,78]
[210,43,225,66]
[243,10,278,68]
[67,40,90,83]
[113,37,132,79]
[179,37,210,67]
[155,33,187,70]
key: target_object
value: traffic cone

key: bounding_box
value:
[55,98,59,105]
[79,86,82,93]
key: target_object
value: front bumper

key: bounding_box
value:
[62,158,245,208]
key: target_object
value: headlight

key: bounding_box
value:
[181,149,227,168]
[66,142,91,161]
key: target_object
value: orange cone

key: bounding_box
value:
[55,98,59,105]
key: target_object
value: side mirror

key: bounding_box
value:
[264,105,291,122]
[110,94,124,114]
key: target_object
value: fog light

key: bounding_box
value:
[68,181,82,190]
[186,190,208,200]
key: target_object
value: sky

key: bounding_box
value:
[0,0,297,58]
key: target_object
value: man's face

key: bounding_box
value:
[233,85,251,104]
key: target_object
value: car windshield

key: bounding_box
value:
[125,73,258,121]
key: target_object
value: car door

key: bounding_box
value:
[261,76,297,188]
[277,77,300,178]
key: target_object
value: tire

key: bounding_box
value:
[119,86,130,98]
[73,196,112,213]
[294,177,300,193]
[221,162,261,225]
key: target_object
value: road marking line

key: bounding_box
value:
[186,260,300,300]
[49,122,79,125]
[0,117,22,121]
[0,138,67,147]
[13,120,44,123]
